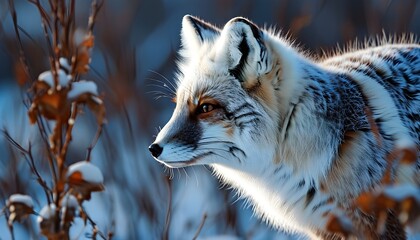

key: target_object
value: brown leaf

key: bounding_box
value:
[68,171,84,185]
[326,213,354,238]
[34,90,71,121]
[28,71,72,124]
[7,194,34,224]
[32,80,51,93]
[38,204,64,239]
[66,162,105,201]
[355,192,378,214]
[28,103,39,124]
[87,96,106,125]
[14,61,28,86]
[70,34,94,75]
[80,35,94,48]
[60,194,79,224]
[399,147,418,164]
[67,81,106,125]
[383,147,419,184]
[73,51,91,74]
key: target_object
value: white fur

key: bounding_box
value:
[322,47,416,150]
[152,16,420,239]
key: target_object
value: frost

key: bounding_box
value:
[67,161,103,184]
[38,204,59,238]
[326,209,354,237]
[61,194,79,225]
[67,161,104,201]
[38,204,57,222]
[40,204,56,220]
[8,194,34,208]
[67,80,98,100]
[73,29,88,46]
[7,194,34,225]
[66,80,105,125]
[59,58,71,72]
[198,236,241,240]
[38,69,70,88]
[61,194,79,209]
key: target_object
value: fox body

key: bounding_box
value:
[149,15,420,239]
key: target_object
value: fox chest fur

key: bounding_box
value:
[149,15,420,239]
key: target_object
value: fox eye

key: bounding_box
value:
[198,103,215,114]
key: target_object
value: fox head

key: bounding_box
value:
[150,15,302,170]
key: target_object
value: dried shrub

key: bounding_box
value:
[1,0,110,239]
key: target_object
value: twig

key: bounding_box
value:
[87,0,104,35]
[163,176,172,240]
[50,0,59,55]
[6,0,108,238]
[85,123,104,162]
[29,0,58,87]
[8,0,34,83]
[81,206,108,240]
[62,0,75,57]
[192,213,208,240]
[27,143,52,204]
[36,114,58,184]
[17,25,48,56]
[4,209,15,240]
[2,129,53,203]
[60,103,78,162]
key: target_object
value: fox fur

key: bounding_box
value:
[150,15,420,239]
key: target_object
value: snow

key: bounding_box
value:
[59,58,71,72]
[73,28,88,46]
[67,161,104,184]
[67,81,98,100]
[383,184,420,201]
[8,194,34,208]
[38,69,70,88]
[91,95,103,104]
[61,194,79,209]
[38,204,57,222]
[198,236,241,240]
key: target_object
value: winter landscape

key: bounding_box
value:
[0,0,420,239]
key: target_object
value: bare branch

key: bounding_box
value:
[29,0,58,87]
[35,114,58,184]
[86,124,103,162]
[81,206,108,240]
[88,0,104,35]
[192,213,207,240]
[2,129,53,203]
[8,0,34,83]
[60,103,78,165]
[2,128,28,154]
[163,176,172,240]
[4,208,16,240]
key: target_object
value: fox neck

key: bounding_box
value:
[266,40,334,178]
[210,56,337,234]
[265,37,309,122]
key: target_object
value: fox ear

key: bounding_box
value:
[217,17,271,82]
[181,15,220,53]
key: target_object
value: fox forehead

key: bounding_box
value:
[176,60,241,105]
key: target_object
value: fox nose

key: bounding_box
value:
[149,143,163,158]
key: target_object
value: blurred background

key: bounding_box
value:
[0,0,419,239]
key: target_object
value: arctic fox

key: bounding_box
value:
[149,15,420,239]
